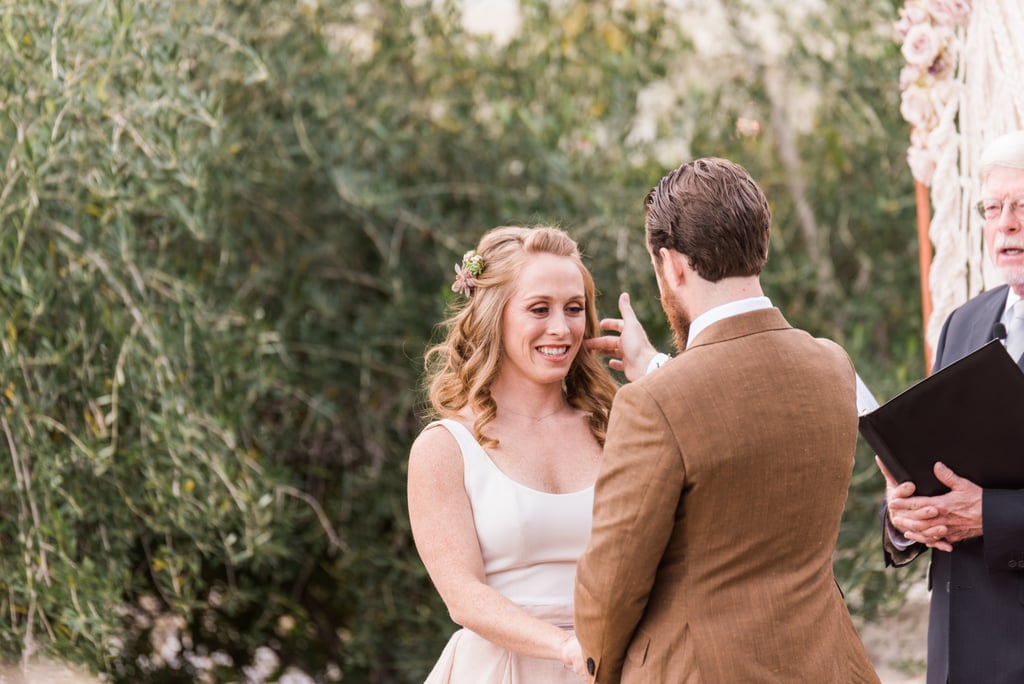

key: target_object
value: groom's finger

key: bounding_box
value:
[584,335,621,355]
[618,292,638,323]
[598,317,625,333]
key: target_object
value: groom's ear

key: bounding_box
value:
[659,248,689,287]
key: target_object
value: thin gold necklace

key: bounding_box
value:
[500,404,568,422]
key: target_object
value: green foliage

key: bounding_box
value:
[1,0,928,680]
[1,0,685,680]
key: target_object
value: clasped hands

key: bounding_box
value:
[877,456,983,551]
[559,633,588,677]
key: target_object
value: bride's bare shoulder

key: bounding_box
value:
[409,421,463,472]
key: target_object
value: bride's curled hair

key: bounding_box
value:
[423,226,618,447]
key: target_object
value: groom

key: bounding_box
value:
[573,158,878,682]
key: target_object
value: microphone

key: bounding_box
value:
[992,322,1007,341]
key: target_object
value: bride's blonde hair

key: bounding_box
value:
[423,226,618,447]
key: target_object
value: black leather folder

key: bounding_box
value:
[858,340,1024,497]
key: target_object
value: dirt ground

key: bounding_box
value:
[0,661,99,684]
[858,579,930,684]
[1,581,932,683]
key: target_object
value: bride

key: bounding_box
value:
[408,225,617,682]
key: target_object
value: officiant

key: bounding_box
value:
[880,129,1024,684]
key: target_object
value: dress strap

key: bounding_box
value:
[429,419,487,463]
[428,418,498,498]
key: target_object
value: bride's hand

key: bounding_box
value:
[559,633,587,677]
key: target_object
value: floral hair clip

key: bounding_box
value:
[452,249,485,297]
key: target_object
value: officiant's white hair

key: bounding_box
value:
[979,130,1024,181]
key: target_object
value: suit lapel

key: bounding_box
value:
[938,285,1009,371]
[973,285,1008,350]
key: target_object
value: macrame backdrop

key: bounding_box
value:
[920,0,1024,353]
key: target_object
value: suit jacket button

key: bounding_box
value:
[586,657,595,676]
[1011,560,1018,568]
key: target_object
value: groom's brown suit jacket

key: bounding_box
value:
[574,308,879,683]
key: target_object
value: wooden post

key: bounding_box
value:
[915,179,934,372]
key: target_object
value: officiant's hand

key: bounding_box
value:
[887,461,983,551]
[877,455,918,521]
[876,456,917,510]
[585,292,658,382]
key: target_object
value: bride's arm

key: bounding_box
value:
[407,425,578,667]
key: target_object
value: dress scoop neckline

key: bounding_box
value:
[439,419,595,497]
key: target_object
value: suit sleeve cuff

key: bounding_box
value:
[645,353,671,375]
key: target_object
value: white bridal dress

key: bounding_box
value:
[423,419,593,683]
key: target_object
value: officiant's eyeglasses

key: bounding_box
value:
[976,197,1024,221]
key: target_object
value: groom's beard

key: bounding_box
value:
[661,288,691,352]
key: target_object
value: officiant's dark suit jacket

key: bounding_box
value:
[883,283,1024,684]
[575,308,878,683]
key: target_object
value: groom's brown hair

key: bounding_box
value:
[644,157,771,282]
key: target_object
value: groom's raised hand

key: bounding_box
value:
[585,292,658,382]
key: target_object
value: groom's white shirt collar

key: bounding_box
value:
[685,296,772,350]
